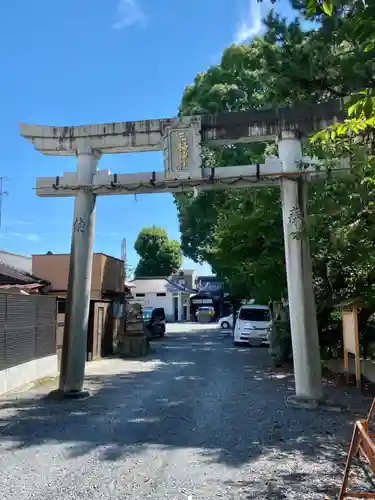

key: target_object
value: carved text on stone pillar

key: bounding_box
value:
[288,206,302,230]
[73,217,86,233]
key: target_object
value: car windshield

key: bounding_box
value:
[239,308,270,322]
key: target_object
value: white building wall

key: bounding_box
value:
[0,251,32,273]
[131,292,175,321]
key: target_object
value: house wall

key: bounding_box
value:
[131,292,174,320]
[0,251,32,273]
[32,254,70,291]
[130,292,191,322]
[0,294,57,395]
[57,297,116,363]
[170,270,196,291]
[32,253,124,298]
[100,254,125,294]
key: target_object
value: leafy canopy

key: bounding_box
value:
[174,0,375,314]
[134,226,182,278]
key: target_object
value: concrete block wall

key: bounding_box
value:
[0,355,58,395]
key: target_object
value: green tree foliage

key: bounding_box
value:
[134,227,182,278]
[309,0,375,142]
[174,0,375,316]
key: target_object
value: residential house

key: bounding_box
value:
[171,269,196,291]
[190,275,232,319]
[0,261,49,295]
[32,252,127,360]
[32,252,125,300]
[129,269,196,322]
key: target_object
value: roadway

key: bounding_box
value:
[0,323,367,499]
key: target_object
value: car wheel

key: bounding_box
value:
[221,321,230,329]
[234,341,241,347]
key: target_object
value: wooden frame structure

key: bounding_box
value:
[339,399,375,498]
[336,299,366,389]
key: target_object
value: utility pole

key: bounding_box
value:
[121,238,127,278]
[0,177,8,231]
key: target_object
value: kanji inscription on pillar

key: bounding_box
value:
[73,216,86,233]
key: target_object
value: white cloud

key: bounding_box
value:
[234,0,270,43]
[113,0,146,30]
[25,234,40,241]
[10,220,34,226]
[6,232,40,241]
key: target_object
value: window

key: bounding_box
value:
[239,308,270,322]
[136,293,145,297]
[157,292,166,297]
[58,300,66,314]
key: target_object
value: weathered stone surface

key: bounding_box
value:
[201,99,346,144]
[114,302,150,358]
[117,335,149,358]
[20,99,347,155]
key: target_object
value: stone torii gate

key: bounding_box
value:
[19,99,347,404]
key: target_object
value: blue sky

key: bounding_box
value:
[1,0,299,276]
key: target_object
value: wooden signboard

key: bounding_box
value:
[342,306,361,389]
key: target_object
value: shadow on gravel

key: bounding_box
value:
[0,331,372,497]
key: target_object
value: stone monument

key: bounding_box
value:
[114,302,149,357]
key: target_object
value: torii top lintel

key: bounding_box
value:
[19,99,346,156]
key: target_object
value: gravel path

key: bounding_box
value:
[0,326,372,499]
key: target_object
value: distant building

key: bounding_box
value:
[129,269,196,322]
[195,275,222,293]
[32,252,128,360]
[190,275,232,319]
[32,252,125,301]
[0,250,32,273]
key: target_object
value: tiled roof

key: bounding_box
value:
[0,283,44,290]
[0,261,48,285]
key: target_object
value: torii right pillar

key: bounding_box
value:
[278,130,323,404]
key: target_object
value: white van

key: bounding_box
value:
[233,304,272,347]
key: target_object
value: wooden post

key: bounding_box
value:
[342,305,362,389]
[354,307,361,389]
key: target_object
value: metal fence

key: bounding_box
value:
[0,294,56,371]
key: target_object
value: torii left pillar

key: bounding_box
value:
[59,143,100,397]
